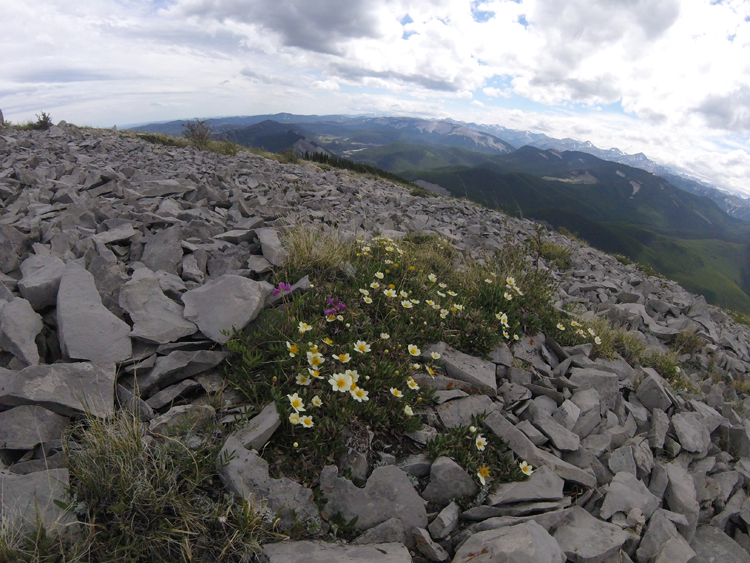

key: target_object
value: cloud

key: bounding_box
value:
[483,87,511,98]
[172,0,391,54]
[311,80,340,91]
[695,85,750,132]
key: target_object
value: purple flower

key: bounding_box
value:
[273,282,292,296]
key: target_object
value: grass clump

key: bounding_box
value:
[226,229,592,487]
[59,410,274,562]
[12,112,54,131]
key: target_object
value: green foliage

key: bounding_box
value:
[14,112,54,131]
[183,118,213,150]
[225,230,576,486]
[425,414,522,488]
[670,330,705,356]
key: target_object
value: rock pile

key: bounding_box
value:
[2,123,750,562]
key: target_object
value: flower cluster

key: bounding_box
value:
[324,297,347,322]
[272,281,292,296]
[556,320,602,345]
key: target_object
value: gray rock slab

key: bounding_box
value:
[671,412,710,453]
[17,254,66,310]
[0,469,76,537]
[483,411,596,488]
[568,368,619,409]
[246,254,272,274]
[453,520,566,563]
[518,419,549,446]
[552,506,631,563]
[0,297,43,365]
[262,540,412,563]
[636,373,673,412]
[429,501,460,539]
[413,527,450,561]
[648,408,670,450]
[0,225,30,274]
[181,274,268,343]
[488,465,565,506]
[319,464,427,538]
[0,362,115,418]
[135,350,228,395]
[116,384,154,421]
[421,456,480,506]
[435,394,500,429]
[255,227,287,267]
[227,401,280,451]
[397,452,432,477]
[141,225,183,275]
[691,525,750,563]
[533,413,580,451]
[636,509,695,563]
[144,378,202,410]
[92,223,136,245]
[218,436,321,532]
[664,461,700,542]
[119,268,197,344]
[425,342,497,396]
[351,516,408,545]
[57,262,132,363]
[0,405,68,449]
[608,445,637,475]
[600,471,660,521]
[688,400,724,433]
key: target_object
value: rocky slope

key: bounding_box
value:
[2,123,750,562]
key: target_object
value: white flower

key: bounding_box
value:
[408,344,421,356]
[298,322,312,334]
[351,387,369,402]
[519,461,534,476]
[300,415,314,428]
[557,323,566,331]
[287,393,306,412]
[359,288,370,296]
[594,336,602,345]
[428,274,437,282]
[401,300,413,309]
[370,282,380,289]
[289,412,301,425]
[430,351,441,360]
[354,340,371,354]
[311,396,323,407]
[296,373,312,386]
[407,378,420,390]
[504,292,512,301]
[390,388,403,398]
[380,332,390,340]
[363,296,373,304]
[404,405,414,416]
[383,289,397,298]
[374,271,384,279]
[329,372,353,392]
[475,434,487,451]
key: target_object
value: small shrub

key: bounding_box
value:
[670,330,705,356]
[183,119,213,150]
[277,148,299,164]
[557,227,587,246]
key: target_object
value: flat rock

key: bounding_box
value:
[17,254,67,310]
[425,341,497,396]
[637,509,695,563]
[57,262,132,363]
[453,520,566,563]
[148,404,214,434]
[0,405,69,449]
[227,401,280,451]
[119,268,197,344]
[636,372,673,412]
[0,297,43,365]
[262,540,411,563]
[413,527,450,561]
[551,506,630,563]
[421,456,479,506]
[141,225,183,275]
[428,501,460,539]
[600,471,660,521]
[568,368,619,409]
[664,461,700,542]
[255,227,287,267]
[0,362,115,418]
[135,349,228,395]
[181,274,268,343]
[319,464,427,539]
[435,394,499,429]
[144,378,202,410]
[671,412,710,453]
[483,411,596,488]
[0,469,76,537]
[533,413,580,451]
[691,525,750,563]
[488,465,564,506]
[218,436,321,532]
[351,516,408,545]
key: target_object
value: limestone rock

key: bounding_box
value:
[0,362,115,418]
[600,471,660,521]
[435,394,499,429]
[425,341,497,396]
[255,227,288,267]
[218,436,321,532]
[0,469,76,537]
[319,464,427,539]
[119,268,197,344]
[57,262,132,363]
[17,254,67,311]
[0,405,69,449]
[421,456,479,505]
[262,540,412,563]
[227,401,280,451]
[487,465,565,506]
[552,506,631,563]
[181,275,268,343]
[690,525,750,563]
[453,520,566,563]
[0,297,43,365]
[664,461,700,542]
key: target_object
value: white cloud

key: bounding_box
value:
[1,0,750,195]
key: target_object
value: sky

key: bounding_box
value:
[2,0,750,196]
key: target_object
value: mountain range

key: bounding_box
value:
[130,114,750,313]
